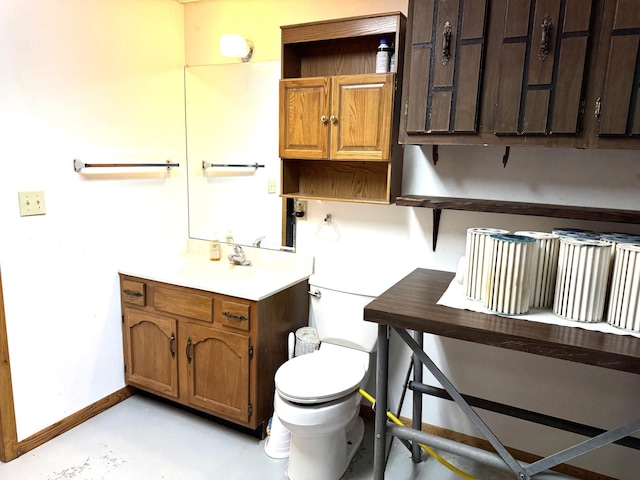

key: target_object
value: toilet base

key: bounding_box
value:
[285,416,365,480]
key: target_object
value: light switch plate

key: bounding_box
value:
[18,191,46,216]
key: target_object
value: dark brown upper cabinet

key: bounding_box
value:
[594,0,640,138]
[404,0,489,134]
[400,0,640,149]
[495,0,592,135]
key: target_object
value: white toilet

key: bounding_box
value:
[274,273,380,480]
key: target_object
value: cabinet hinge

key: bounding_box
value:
[578,98,585,120]
[121,314,125,324]
[248,404,253,417]
[404,101,409,117]
[249,345,254,358]
[124,364,127,373]
[595,97,601,119]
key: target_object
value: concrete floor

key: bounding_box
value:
[0,394,519,480]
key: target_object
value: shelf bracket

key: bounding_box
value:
[432,145,439,166]
[502,146,510,168]
[432,208,442,252]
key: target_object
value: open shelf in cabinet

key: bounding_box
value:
[282,159,393,204]
[281,12,405,79]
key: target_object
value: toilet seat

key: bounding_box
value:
[275,350,366,404]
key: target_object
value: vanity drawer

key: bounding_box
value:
[121,279,146,306]
[217,300,250,331]
[154,286,213,323]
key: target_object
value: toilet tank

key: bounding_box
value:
[308,272,388,353]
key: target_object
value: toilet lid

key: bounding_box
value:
[275,351,366,404]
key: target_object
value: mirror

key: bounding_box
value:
[185,61,287,250]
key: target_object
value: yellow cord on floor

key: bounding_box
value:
[358,388,478,480]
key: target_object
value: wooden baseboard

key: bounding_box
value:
[13,386,135,460]
[0,270,18,463]
[359,406,614,480]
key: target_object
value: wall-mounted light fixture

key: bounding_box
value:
[220,33,254,62]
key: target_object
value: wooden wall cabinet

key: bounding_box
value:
[279,13,406,204]
[404,0,489,135]
[280,74,393,161]
[120,275,308,431]
[400,0,640,149]
[494,0,592,136]
[588,0,640,147]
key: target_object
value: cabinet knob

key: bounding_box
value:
[330,115,338,123]
[321,115,328,123]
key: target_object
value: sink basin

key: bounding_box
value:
[179,262,254,282]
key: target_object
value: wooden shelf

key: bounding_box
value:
[396,195,640,250]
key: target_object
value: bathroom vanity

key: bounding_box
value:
[118,251,312,432]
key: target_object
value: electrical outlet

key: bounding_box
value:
[294,200,307,220]
[18,191,46,216]
[268,179,277,194]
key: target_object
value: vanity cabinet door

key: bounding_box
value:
[597,0,640,137]
[403,0,488,134]
[183,322,251,423]
[123,308,178,398]
[279,77,330,160]
[495,0,593,135]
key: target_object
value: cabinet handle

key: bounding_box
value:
[169,333,175,359]
[223,311,248,321]
[186,337,192,363]
[321,115,328,123]
[123,289,143,297]
[441,21,452,65]
[330,115,338,123]
[539,15,552,61]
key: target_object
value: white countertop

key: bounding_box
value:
[119,244,314,301]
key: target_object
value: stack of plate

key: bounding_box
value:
[484,234,537,315]
[515,231,560,309]
[606,243,640,332]
[553,238,612,322]
[464,227,509,301]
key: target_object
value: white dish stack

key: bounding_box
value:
[515,231,561,309]
[484,234,537,315]
[464,227,509,301]
[606,243,640,333]
[553,238,612,322]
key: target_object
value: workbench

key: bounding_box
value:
[364,268,640,480]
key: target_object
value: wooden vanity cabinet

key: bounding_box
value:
[279,13,406,204]
[120,274,308,431]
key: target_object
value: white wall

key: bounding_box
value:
[0,0,187,440]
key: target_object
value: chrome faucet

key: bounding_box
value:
[252,236,265,248]
[228,244,251,266]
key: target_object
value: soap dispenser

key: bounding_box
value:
[209,233,221,261]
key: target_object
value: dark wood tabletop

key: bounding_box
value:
[364,268,640,374]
